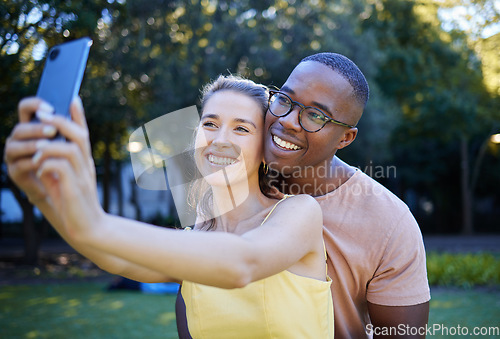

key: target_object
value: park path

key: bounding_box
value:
[0,235,499,286]
[423,234,500,253]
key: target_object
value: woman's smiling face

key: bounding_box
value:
[194,90,264,188]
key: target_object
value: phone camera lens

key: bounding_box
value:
[49,48,60,60]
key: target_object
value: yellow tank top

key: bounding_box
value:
[181,196,334,338]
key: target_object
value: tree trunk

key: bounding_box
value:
[116,160,123,216]
[460,135,473,235]
[103,137,111,212]
[130,178,142,221]
[0,180,3,239]
[8,181,40,264]
[21,200,38,264]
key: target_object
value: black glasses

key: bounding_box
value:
[267,90,355,132]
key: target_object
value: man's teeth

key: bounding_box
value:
[208,154,237,165]
[273,135,301,150]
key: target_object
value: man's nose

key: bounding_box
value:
[278,105,302,132]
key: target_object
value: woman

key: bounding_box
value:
[11,75,333,338]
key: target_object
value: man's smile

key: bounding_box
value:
[272,134,302,151]
[271,133,303,152]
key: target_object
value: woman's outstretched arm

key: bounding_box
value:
[5,97,173,283]
[62,194,323,289]
[34,98,324,289]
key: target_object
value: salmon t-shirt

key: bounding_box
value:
[316,168,430,338]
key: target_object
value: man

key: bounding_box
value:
[262,52,430,338]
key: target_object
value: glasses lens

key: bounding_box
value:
[269,93,291,117]
[301,108,327,132]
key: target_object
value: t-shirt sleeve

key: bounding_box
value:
[366,209,431,306]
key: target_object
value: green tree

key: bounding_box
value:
[362,0,500,233]
[82,0,393,212]
[5,0,449,264]
[437,0,500,96]
[0,0,115,263]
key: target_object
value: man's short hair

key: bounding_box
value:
[301,53,369,108]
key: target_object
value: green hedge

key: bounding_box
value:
[427,252,500,288]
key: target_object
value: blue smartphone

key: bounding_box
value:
[34,37,92,120]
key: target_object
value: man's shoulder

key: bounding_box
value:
[324,168,409,210]
[318,168,417,232]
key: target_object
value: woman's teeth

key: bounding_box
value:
[208,154,237,165]
[273,135,301,150]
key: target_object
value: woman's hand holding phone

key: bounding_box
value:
[5,37,92,204]
[4,98,57,204]
[33,97,105,241]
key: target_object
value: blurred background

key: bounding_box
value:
[0,0,499,337]
[1,0,499,263]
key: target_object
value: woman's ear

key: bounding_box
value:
[338,127,358,150]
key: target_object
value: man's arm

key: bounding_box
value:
[368,302,429,338]
[366,207,430,338]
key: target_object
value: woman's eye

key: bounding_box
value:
[235,126,250,133]
[202,121,217,128]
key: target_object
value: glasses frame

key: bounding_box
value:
[267,90,355,132]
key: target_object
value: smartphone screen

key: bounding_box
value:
[35,37,92,120]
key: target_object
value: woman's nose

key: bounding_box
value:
[212,128,232,148]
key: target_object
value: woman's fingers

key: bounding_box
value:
[35,106,93,162]
[70,97,89,129]
[5,101,58,172]
[5,155,48,203]
[17,96,93,169]
[8,122,58,140]
[37,158,66,181]
[7,157,40,180]
[68,98,95,171]
[4,137,50,164]
[18,97,54,123]
[18,95,91,157]
[33,142,91,179]
[35,110,87,144]
[37,158,74,204]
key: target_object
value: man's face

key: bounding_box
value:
[264,61,360,175]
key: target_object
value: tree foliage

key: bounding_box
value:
[362,0,500,233]
[1,0,499,257]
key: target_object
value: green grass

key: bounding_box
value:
[0,283,178,339]
[428,288,500,338]
[1,283,499,338]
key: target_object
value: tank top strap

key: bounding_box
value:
[260,194,294,226]
[323,241,328,277]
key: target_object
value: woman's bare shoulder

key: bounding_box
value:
[272,194,322,223]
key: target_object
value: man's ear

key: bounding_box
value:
[338,127,358,149]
